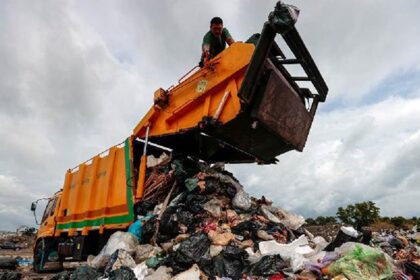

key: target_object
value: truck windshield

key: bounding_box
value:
[41,198,55,223]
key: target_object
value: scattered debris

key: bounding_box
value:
[0,257,17,270]
[51,161,416,279]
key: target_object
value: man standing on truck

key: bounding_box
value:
[200,17,235,67]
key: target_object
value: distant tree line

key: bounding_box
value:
[305,201,419,230]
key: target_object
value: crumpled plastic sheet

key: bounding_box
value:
[210,245,249,279]
[90,231,138,269]
[268,1,300,34]
[171,264,201,280]
[259,235,312,272]
[210,245,224,257]
[0,271,22,280]
[325,227,360,252]
[203,198,223,218]
[70,265,102,280]
[205,172,252,211]
[208,230,235,246]
[164,233,211,273]
[133,262,150,280]
[245,247,263,264]
[404,262,420,279]
[144,265,172,280]
[147,153,170,168]
[312,236,328,252]
[134,244,163,263]
[231,220,261,240]
[257,229,275,241]
[50,270,72,280]
[232,189,251,211]
[305,251,340,275]
[105,249,136,273]
[108,266,136,280]
[260,205,305,230]
[247,255,287,276]
[128,214,155,241]
[184,178,199,192]
[0,257,17,270]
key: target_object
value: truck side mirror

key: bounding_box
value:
[31,202,36,212]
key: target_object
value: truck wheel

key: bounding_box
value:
[33,238,49,273]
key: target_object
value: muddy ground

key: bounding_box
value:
[0,232,85,279]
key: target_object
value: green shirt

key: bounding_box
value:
[202,28,232,58]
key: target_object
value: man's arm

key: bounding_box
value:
[226,36,235,45]
[223,28,235,45]
[202,33,211,64]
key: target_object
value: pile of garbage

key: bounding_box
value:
[0,227,36,251]
[371,229,420,279]
[47,159,418,280]
[0,228,36,280]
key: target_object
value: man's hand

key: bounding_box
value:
[203,49,210,65]
[226,36,235,46]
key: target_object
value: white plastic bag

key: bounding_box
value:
[133,262,150,280]
[259,235,312,271]
[203,198,222,218]
[106,249,136,271]
[258,205,305,230]
[89,231,139,269]
[171,264,201,280]
[144,266,172,280]
[232,189,251,211]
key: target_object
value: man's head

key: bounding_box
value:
[210,17,223,36]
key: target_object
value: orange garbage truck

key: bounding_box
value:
[31,2,328,272]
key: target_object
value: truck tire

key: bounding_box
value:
[33,238,58,273]
[34,238,63,273]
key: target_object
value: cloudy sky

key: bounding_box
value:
[1,0,419,230]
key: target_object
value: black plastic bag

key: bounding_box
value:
[223,245,248,261]
[160,206,180,236]
[405,262,420,280]
[224,184,237,199]
[209,245,249,280]
[108,266,136,280]
[159,207,194,240]
[177,210,194,228]
[134,200,155,216]
[224,245,249,279]
[70,265,102,280]
[0,257,17,270]
[222,258,243,279]
[176,233,211,265]
[231,221,261,240]
[265,222,286,234]
[198,252,213,277]
[167,233,211,273]
[141,216,157,244]
[201,177,219,195]
[50,270,72,280]
[0,271,22,280]
[324,228,359,252]
[212,254,227,278]
[248,255,287,276]
[389,237,404,249]
[185,194,208,213]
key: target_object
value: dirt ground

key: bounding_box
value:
[0,232,85,279]
[303,224,342,241]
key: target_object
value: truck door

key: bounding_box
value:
[38,195,60,237]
